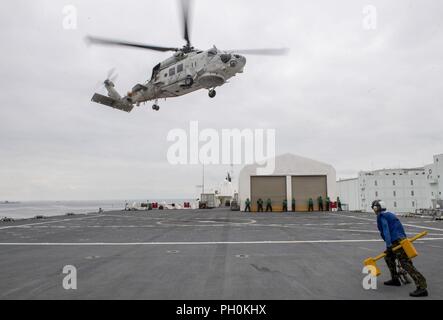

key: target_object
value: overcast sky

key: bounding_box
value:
[0,0,442,201]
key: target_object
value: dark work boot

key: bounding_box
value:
[384,278,401,286]
[409,288,428,297]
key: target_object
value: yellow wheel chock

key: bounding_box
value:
[363,231,427,276]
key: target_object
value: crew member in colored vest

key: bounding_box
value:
[337,197,342,211]
[265,198,273,212]
[282,199,288,212]
[317,196,324,211]
[244,198,251,212]
[257,198,264,212]
[308,198,314,212]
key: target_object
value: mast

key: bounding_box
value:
[202,163,205,194]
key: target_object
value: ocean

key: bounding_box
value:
[0,199,194,220]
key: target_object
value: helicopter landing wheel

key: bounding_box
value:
[185,75,194,87]
[152,104,160,111]
[208,89,216,98]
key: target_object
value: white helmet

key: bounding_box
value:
[371,199,386,211]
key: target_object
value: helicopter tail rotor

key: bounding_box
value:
[95,68,119,90]
[107,68,118,83]
[91,68,134,112]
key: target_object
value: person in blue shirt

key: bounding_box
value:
[372,200,428,297]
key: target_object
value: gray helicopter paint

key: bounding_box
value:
[87,0,281,112]
[99,47,246,110]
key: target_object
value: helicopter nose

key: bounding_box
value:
[240,56,246,67]
[230,54,246,70]
[237,54,246,66]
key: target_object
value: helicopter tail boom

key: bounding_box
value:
[91,93,134,113]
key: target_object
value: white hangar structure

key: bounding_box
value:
[238,154,336,212]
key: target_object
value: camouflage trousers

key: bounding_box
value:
[384,241,427,289]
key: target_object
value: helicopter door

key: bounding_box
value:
[168,66,177,84]
[176,63,187,85]
[176,63,184,76]
[151,63,161,81]
[167,66,181,94]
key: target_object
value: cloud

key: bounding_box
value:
[0,0,442,200]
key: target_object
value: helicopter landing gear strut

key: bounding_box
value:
[208,89,216,98]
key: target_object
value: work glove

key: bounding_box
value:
[384,246,394,257]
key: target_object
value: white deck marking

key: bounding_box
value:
[0,215,103,230]
[329,213,374,222]
[104,215,166,220]
[357,247,376,252]
[402,223,443,232]
[0,238,442,246]
[330,213,443,232]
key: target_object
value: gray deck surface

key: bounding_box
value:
[0,208,442,300]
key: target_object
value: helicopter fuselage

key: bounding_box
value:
[127,47,246,105]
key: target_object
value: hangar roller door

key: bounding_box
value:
[291,176,327,211]
[251,176,286,212]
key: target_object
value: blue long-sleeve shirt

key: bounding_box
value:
[376,211,407,248]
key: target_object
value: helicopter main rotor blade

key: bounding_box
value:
[181,0,192,47]
[86,36,180,52]
[229,48,290,56]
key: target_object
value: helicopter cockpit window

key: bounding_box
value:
[169,67,175,76]
[220,53,231,63]
[177,64,184,73]
[207,48,217,57]
[151,63,161,80]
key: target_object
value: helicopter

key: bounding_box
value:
[87,0,288,112]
